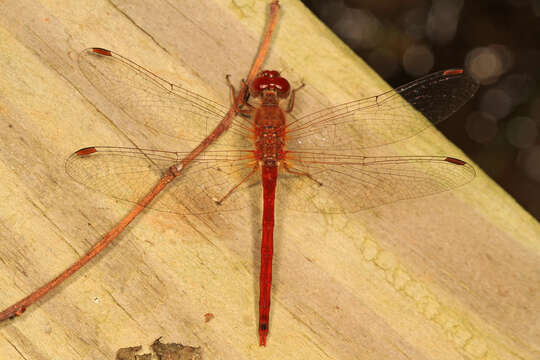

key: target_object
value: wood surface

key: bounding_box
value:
[0,0,538,359]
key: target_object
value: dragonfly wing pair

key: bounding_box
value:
[68,48,478,215]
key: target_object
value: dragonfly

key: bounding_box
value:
[0,2,478,341]
[58,49,478,346]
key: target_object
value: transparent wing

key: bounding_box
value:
[66,147,475,215]
[78,48,252,147]
[65,146,261,215]
[75,52,477,215]
[277,153,475,213]
[286,69,479,151]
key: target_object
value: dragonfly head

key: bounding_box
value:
[250,70,290,102]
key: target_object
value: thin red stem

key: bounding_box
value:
[0,168,178,320]
[0,0,281,322]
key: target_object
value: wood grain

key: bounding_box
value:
[0,0,538,359]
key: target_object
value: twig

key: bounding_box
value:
[0,0,281,322]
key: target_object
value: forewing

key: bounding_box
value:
[286,69,479,151]
[78,48,251,146]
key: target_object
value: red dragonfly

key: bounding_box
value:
[61,49,478,345]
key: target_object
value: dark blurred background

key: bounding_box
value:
[301,0,540,221]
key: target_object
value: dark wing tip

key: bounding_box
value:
[90,48,112,56]
[75,147,98,156]
[444,156,467,165]
[442,69,464,76]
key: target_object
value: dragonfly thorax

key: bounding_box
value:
[253,102,286,167]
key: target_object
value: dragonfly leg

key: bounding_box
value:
[215,166,259,205]
[227,76,253,106]
[283,163,323,186]
[285,82,305,113]
[240,79,251,104]
[237,102,255,120]
[228,77,252,106]
[238,85,256,119]
[226,75,254,120]
[225,74,238,105]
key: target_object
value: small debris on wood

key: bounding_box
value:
[115,338,201,360]
[116,345,151,360]
[152,337,202,360]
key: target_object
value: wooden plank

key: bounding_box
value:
[0,0,538,359]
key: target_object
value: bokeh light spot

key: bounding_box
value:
[465,112,498,143]
[426,0,464,44]
[333,9,381,50]
[466,46,511,84]
[479,88,513,120]
[519,145,540,182]
[403,44,434,76]
[506,116,538,148]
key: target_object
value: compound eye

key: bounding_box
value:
[250,76,271,96]
[272,76,290,97]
